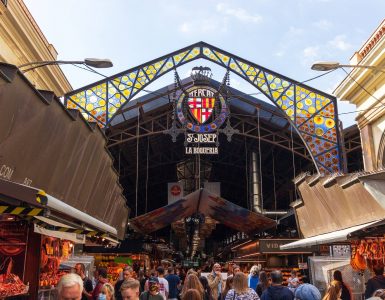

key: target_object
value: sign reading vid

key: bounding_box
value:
[177,86,228,155]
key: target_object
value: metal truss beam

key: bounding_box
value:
[107,109,311,161]
[65,41,342,174]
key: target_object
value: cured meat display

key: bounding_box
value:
[351,239,385,272]
[0,257,29,298]
[39,237,71,288]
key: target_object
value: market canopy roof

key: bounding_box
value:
[0,63,129,239]
[130,188,276,235]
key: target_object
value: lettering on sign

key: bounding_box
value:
[0,164,14,180]
[23,178,33,186]
[259,239,313,253]
[185,147,219,155]
[188,88,215,98]
[186,133,217,143]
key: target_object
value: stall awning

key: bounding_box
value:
[280,220,380,250]
[0,179,117,238]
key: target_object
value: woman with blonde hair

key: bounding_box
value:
[322,280,341,300]
[225,272,260,300]
[181,274,204,299]
[182,288,202,300]
[248,265,260,291]
[100,282,115,300]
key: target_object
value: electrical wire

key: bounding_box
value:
[256,108,264,212]
[145,136,150,213]
[135,106,139,217]
[341,67,385,108]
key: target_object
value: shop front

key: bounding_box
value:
[230,238,313,283]
[280,171,385,298]
[0,63,130,299]
[0,216,29,298]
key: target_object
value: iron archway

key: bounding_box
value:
[64,41,343,174]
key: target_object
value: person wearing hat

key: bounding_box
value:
[140,277,164,300]
[294,283,321,300]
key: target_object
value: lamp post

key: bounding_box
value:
[18,58,113,72]
[311,61,385,72]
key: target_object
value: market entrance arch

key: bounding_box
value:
[65,41,343,174]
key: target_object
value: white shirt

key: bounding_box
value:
[158,277,169,300]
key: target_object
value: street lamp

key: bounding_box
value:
[18,58,113,72]
[311,61,385,72]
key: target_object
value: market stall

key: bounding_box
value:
[91,253,150,284]
[0,216,29,298]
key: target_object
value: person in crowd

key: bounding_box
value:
[181,289,202,300]
[233,265,241,275]
[207,263,224,300]
[74,263,94,300]
[140,277,164,300]
[157,266,169,300]
[120,278,140,300]
[138,270,147,293]
[248,265,260,291]
[100,283,115,300]
[256,271,269,297]
[115,266,134,300]
[181,274,204,299]
[166,267,181,300]
[221,275,234,300]
[333,270,351,300]
[200,276,214,300]
[287,270,300,293]
[92,267,109,300]
[261,270,294,300]
[178,268,186,285]
[225,272,260,300]
[93,269,100,289]
[373,289,385,299]
[197,268,202,278]
[58,273,83,300]
[144,269,158,292]
[366,264,385,299]
[294,283,321,300]
[322,280,341,300]
[187,268,198,277]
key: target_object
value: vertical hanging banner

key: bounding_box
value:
[168,183,184,204]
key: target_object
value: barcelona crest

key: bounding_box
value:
[176,85,228,133]
[188,97,216,124]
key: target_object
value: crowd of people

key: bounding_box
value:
[56,262,385,300]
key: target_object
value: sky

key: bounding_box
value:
[24,0,385,128]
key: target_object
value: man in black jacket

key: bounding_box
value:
[261,270,294,300]
[365,264,385,299]
[74,263,93,300]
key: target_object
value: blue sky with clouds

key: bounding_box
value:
[24,0,385,127]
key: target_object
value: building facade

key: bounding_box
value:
[335,19,385,171]
[0,0,71,95]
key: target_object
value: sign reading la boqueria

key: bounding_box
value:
[177,85,228,155]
